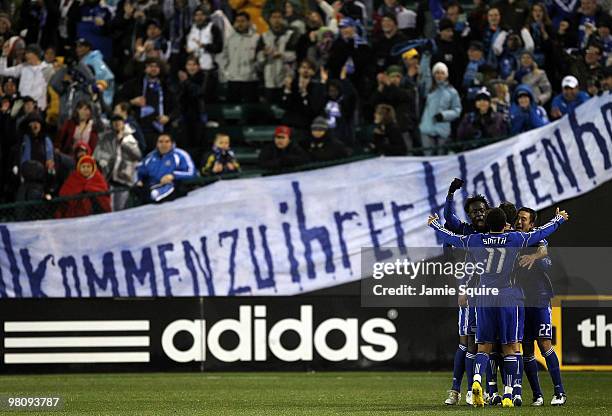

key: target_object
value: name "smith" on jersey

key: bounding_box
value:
[483,236,507,245]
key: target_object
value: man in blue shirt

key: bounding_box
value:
[550,76,591,120]
[429,206,569,408]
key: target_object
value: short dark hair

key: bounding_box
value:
[464,194,489,213]
[499,201,517,225]
[300,58,317,72]
[518,207,537,223]
[158,133,174,142]
[235,11,250,21]
[486,207,507,232]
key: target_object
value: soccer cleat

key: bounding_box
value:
[502,397,514,408]
[513,395,523,407]
[465,391,473,405]
[531,396,544,406]
[471,381,485,407]
[488,393,502,406]
[444,390,461,405]
[551,393,567,406]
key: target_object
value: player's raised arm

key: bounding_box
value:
[521,208,569,247]
[428,214,469,247]
[444,179,464,232]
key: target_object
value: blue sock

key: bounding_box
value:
[503,355,518,399]
[465,351,476,387]
[543,347,565,395]
[487,353,498,395]
[451,344,467,391]
[473,352,489,385]
[524,355,542,398]
[513,353,523,397]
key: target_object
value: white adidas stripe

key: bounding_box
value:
[4,352,150,364]
[4,321,150,332]
[4,336,150,348]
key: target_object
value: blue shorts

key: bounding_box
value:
[458,306,476,336]
[523,305,552,341]
[475,305,524,344]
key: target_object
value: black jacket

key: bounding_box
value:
[300,132,351,162]
[281,79,326,130]
[372,123,406,156]
[258,141,310,171]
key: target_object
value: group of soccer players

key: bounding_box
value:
[430,178,568,408]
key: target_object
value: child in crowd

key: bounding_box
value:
[201,133,240,175]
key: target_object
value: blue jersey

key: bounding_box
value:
[516,242,554,306]
[443,195,478,235]
[430,214,565,290]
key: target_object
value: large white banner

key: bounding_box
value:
[1,95,612,298]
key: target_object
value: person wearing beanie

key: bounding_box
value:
[0,42,52,110]
[419,61,462,155]
[550,75,591,120]
[258,125,310,171]
[457,88,508,142]
[509,51,552,105]
[432,18,467,90]
[372,13,408,73]
[371,64,420,151]
[300,116,351,162]
[57,155,111,218]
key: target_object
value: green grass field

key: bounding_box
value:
[0,372,610,415]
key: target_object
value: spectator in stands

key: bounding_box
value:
[462,41,489,93]
[323,77,357,146]
[565,42,606,89]
[371,103,406,155]
[50,62,99,127]
[301,116,351,162]
[75,38,115,108]
[574,0,609,49]
[457,88,508,141]
[119,57,175,152]
[327,17,373,96]
[201,133,241,175]
[603,66,612,93]
[20,0,59,49]
[296,9,327,64]
[162,0,196,74]
[136,133,196,203]
[550,75,591,119]
[525,3,554,67]
[496,32,534,80]
[371,65,420,151]
[467,0,489,41]
[432,18,466,90]
[0,43,52,111]
[257,9,297,105]
[375,0,417,38]
[489,78,511,121]
[73,141,92,164]
[338,0,367,25]
[186,6,224,101]
[258,124,310,171]
[372,14,408,74]
[509,84,549,135]
[16,113,56,200]
[223,11,261,103]
[69,0,113,61]
[57,154,111,218]
[0,12,12,47]
[482,7,505,67]
[281,58,325,138]
[177,55,207,156]
[510,51,552,105]
[134,19,172,63]
[56,101,99,155]
[444,2,471,42]
[282,0,306,35]
[494,0,529,34]
[93,115,142,211]
[419,62,462,155]
[113,102,146,154]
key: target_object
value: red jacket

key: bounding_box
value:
[56,119,99,155]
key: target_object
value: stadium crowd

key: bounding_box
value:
[0,0,611,216]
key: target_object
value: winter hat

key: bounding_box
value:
[402,48,419,60]
[274,125,292,138]
[468,41,484,51]
[311,116,329,131]
[77,155,96,176]
[386,65,403,76]
[475,88,491,101]
[432,62,449,77]
[438,18,454,32]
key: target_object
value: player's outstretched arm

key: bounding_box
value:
[521,208,569,247]
[443,179,465,232]
[428,214,468,247]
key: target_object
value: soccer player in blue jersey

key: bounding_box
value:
[428,207,569,408]
[443,179,489,406]
[515,207,567,406]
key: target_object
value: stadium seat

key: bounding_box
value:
[243,126,277,144]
